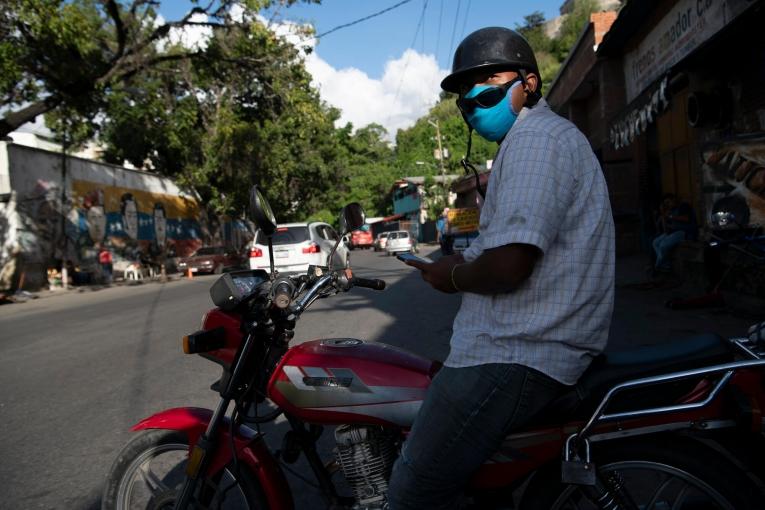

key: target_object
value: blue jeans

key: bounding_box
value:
[653,231,685,270]
[387,363,564,509]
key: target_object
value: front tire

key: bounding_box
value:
[102,429,267,510]
[520,436,763,510]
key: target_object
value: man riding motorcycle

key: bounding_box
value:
[392,26,616,508]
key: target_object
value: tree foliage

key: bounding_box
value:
[1,0,609,227]
[0,0,318,138]
[555,0,599,62]
[514,0,601,93]
[395,96,497,176]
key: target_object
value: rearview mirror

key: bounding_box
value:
[248,186,277,237]
[338,203,366,234]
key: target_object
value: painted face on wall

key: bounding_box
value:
[87,205,106,243]
[154,203,167,247]
[121,193,138,240]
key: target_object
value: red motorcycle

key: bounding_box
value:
[103,186,765,510]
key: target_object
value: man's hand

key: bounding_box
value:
[405,253,465,293]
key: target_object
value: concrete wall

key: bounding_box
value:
[0,143,252,290]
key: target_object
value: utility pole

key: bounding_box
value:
[427,119,449,208]
[60,134,69,290]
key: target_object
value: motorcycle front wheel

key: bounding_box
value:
[102,429,267,510]
[520,436,763,510]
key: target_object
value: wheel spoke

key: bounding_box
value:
[670,484,690,510]
[138,462,171,494]
[646,473,674,510]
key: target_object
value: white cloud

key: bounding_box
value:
[155,12,213,52]
[271,19,449,141]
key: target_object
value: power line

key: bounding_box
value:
[421,0,426,52]
[386,0,429,131]
[459,0,472,40]
[315,0,414,39]
[435,0,443,64]
[447,0,462,63]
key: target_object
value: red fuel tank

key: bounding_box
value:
[268,339,437,427]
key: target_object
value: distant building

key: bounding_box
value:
[389,175,459,242]
[546,0,765,297]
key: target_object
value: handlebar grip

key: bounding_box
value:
[272,280,295,309]
[351,277,386,291]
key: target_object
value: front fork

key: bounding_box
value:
[175,326,260,509]
[174,397,233,510]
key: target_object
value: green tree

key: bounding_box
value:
[515,10,559,94]
[395,96,498,177]
[554,0,599,62]
[32,1,336,222]
[336,123,398,217]
[0,0,318,138]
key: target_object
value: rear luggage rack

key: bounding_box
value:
[575,358,765,441]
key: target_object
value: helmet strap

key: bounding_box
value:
[519,69,541,107]
[460,126,486,200]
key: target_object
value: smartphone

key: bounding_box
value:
[396,252,432,264]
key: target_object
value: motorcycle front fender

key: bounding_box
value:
[133,407,294,510]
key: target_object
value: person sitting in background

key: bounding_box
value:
[652,194,697,273]
[98,245,113,284]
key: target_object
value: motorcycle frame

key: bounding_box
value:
[131,340,765,510]
[130,266,765,510]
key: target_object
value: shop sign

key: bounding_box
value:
[610,76,670,150]
[623,0,752,103]
[446,207,479,234]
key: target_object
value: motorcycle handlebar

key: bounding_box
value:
[351,277,386,291]
[271,279,295,309]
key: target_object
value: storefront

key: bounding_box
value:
[598,0,765,257]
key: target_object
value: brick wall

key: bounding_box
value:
[591,11,618,47]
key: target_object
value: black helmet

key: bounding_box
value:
[441,27,539,93]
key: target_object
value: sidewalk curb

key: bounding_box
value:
[1,273,186,304]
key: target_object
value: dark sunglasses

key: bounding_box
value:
[456,77,522,114]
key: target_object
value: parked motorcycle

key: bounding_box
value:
[103,185,765,510]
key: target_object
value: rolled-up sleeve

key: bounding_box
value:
[462,234,482,261]
[479,129,576,254]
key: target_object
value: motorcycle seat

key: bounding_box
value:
[534,333,734,424]
[578,332,732,398]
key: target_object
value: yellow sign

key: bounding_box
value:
[446,208,479,234]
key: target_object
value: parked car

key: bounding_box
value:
[373,232,390,252]
[385,230,418,255]
[177,246,242,274]
[350,226,374,250]
[249,222,349,273]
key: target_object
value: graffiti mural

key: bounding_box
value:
[701,134,765,227]
[70,179,205,260]
[1,143,256,290]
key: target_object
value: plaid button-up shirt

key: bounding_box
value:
[445,99,615,385]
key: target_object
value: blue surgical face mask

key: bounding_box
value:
[464,81,522,142]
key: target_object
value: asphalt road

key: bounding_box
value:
[0,247,459,509]
[0,247,757,509]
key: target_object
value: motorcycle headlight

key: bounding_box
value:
[711,211,736,229]
[711,195,750,230]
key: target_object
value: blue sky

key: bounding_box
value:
[155,1,566,140]
[15,1,568,143]
[262,0,563,79]
[162,1,563,79]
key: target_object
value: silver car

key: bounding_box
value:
[373,232,390,252]
[385,230,417,255]
[249,222,349,273]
